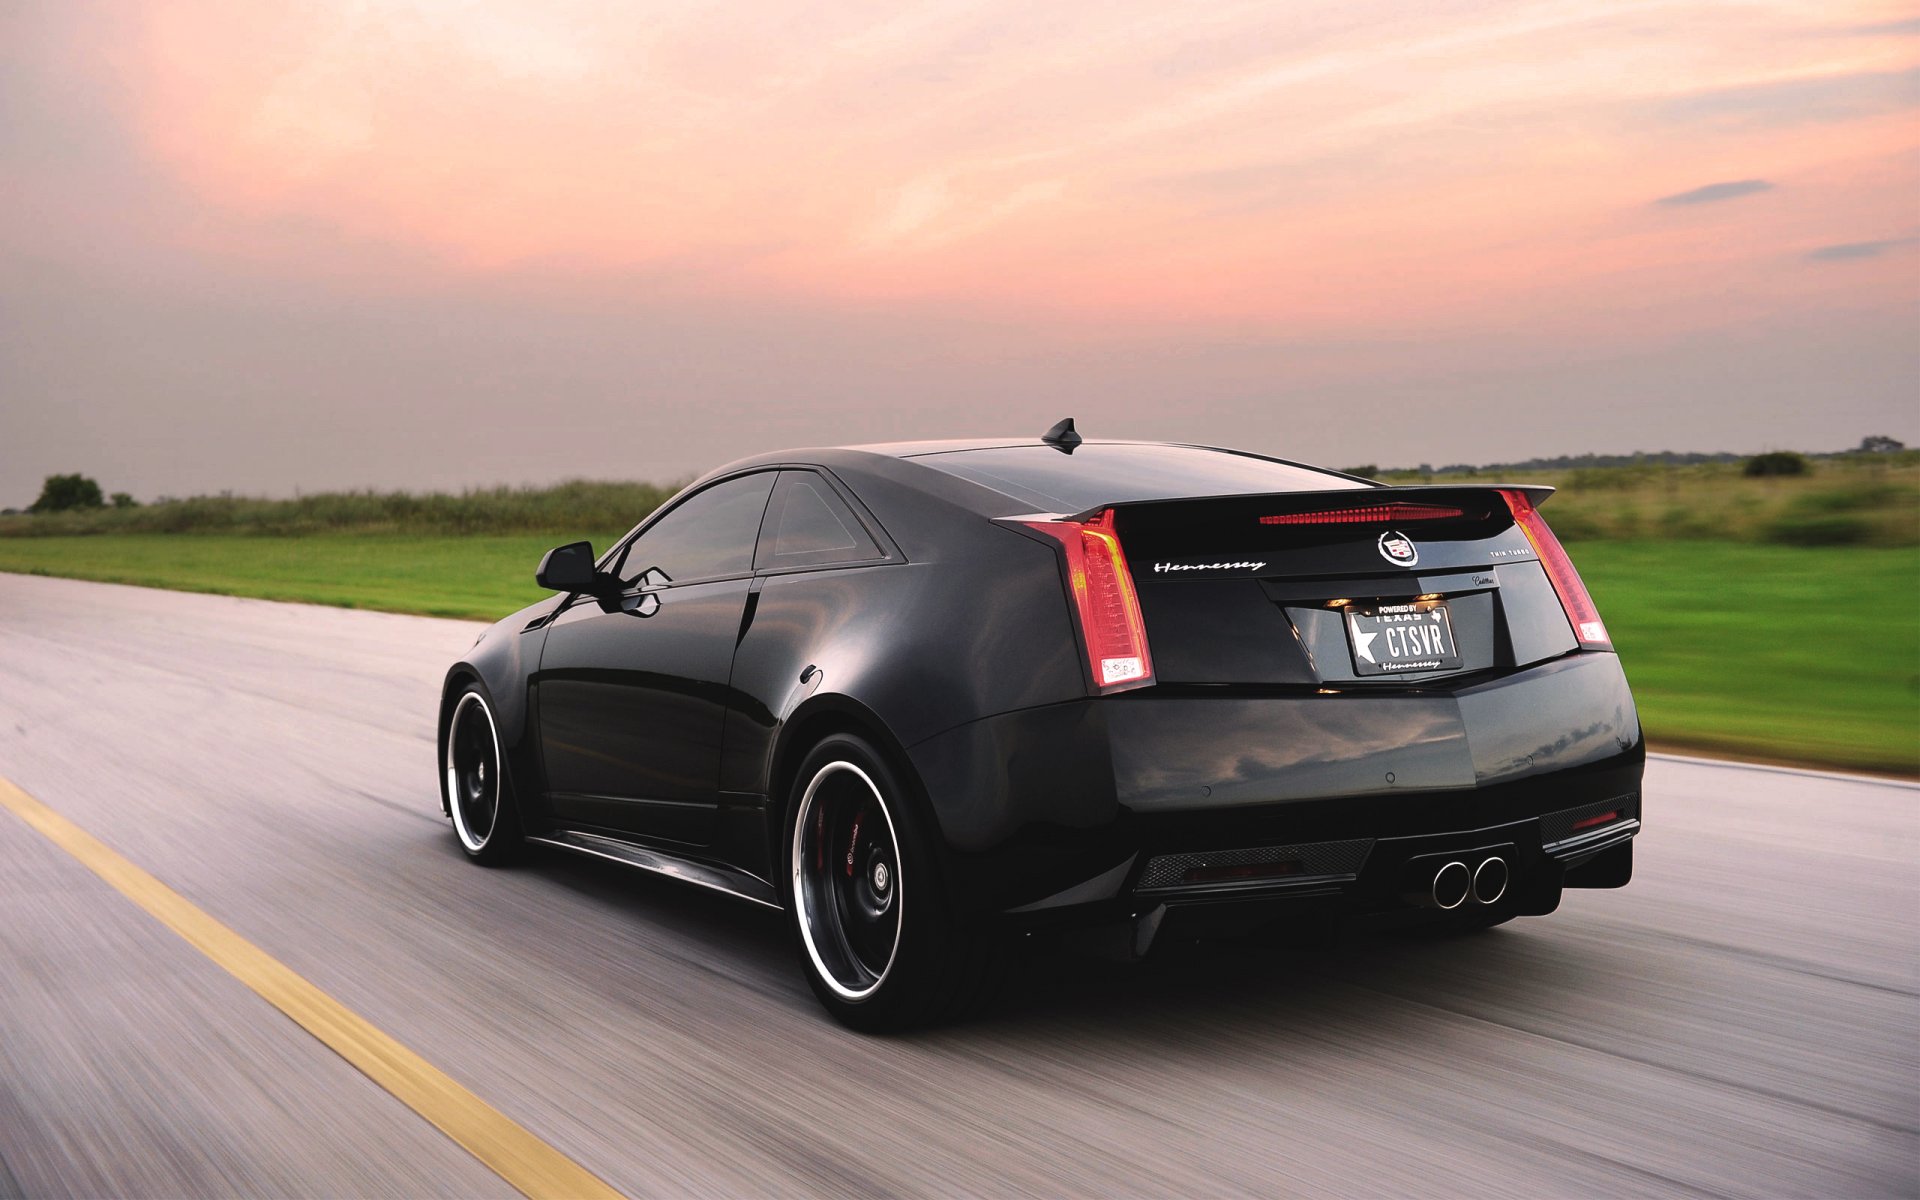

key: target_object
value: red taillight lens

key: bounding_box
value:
[1259,502,1464,526]
[1499,489,1611,649]
[1571,810,1621,833]
[1020,509,1154,692]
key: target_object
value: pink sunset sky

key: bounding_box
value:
[3,0,1916,500]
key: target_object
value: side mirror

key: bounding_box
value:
[535,541,601,593]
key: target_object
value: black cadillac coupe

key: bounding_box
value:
[439,421,1642,1028]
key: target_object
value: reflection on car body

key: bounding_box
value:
[438,420,1643,1029]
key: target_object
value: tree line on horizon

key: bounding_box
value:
[1348,435,1906,479]
[5,436,1910,520]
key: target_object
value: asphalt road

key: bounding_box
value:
[0,571,1913,1199]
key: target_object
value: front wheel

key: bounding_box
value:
[785,734,999,1030]
[443,686,524,865]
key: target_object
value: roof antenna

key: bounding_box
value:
[1041,417,1082,453]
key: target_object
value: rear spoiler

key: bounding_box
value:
[1062,484,1555,525]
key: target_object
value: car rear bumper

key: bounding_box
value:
[1023,809,1637,958]
[904,650,1643,920]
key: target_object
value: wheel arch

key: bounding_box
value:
[438,660,538,819]
[764,691,960,906]
[768,694,928,855]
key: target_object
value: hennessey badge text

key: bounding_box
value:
[1152,560,1267,573]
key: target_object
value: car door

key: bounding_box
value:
[533,471,776,846]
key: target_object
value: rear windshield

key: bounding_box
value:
[909,443,1366,512]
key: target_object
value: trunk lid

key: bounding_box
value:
[1106,486,1582,686]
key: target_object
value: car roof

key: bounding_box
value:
[842,437,1156,457]
[695,437,1369,520]
[709,437,1355,476]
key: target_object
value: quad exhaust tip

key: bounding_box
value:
[1431,861,1471,910]
[1472,856,1509,906]
[1424,855,1509,909]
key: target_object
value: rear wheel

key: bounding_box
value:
[444,687,523,865]
[785,734,999,1030]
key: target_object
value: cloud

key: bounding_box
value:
[1660,67,1920,129]
[1838,17,1920,36]
[1807,237,1919,261]
[1654,179,1774,207]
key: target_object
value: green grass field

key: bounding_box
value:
[1573,542,1917,774]
[0,534,1912,774]
[0,534,628,620]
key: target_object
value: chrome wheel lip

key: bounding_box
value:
[792,760,903,1002]
[445,691,502,854]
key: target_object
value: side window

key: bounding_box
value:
[616,472,776,587]
[754,471,884,571]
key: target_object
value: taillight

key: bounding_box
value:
[1499,489,1611,650]
[1018,509,1154,692]
[1259,502,1464,525]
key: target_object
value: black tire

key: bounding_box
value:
[782,733,1001,1031]
[442,685,524,865]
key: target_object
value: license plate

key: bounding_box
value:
[1345,600,1461,676]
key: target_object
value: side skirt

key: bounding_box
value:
[527,829,782,909]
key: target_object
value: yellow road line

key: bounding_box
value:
[0,775,623,1200]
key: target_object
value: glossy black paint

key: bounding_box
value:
[537,575,752,844]
[440,438,1643,940]
[534,541,600,593]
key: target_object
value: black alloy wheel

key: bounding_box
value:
[444,687,522,864]
[794,759,903,1000]
[785,733,1001,1030]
